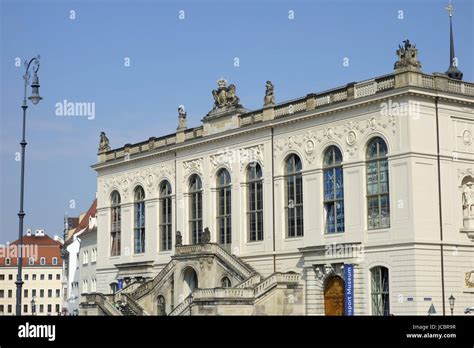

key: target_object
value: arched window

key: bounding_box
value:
[247,163,264,241]
[285,154,303,237]
[110,190,121,256]
[217,169,232,246]
[323,146,344,233]
[366,137,390,229]
[159,181,173,251]
[52,257,58,265]
[40,257,45,265]
[371,266,390,316]
[189,175,203,244]
[134,186,146,254]
[221,276,232,288]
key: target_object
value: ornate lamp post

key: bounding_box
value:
[449,294,455,316]
[15,55,42,316]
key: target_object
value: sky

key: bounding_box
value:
[0,0,473,244]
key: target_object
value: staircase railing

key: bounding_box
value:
[254,272,300,298]
[168,294,193,316]
[82,293,123,316]
[130,259,177,300]
[176,243,254,278]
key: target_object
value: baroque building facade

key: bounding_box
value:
[81,42,474,316]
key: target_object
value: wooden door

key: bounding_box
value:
[324,276,345,316]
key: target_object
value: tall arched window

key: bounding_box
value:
[366,137,390,230]
[371,266,390,316]
[159,181,172,251]
[247,163,263,241]
[285,154,303,237]
[323,146,344,233]
[217,169,232,245]
[110,191,121,256]
[134,186,146,253]
[189,175,203,244]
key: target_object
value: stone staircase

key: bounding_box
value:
[83,243,302,316]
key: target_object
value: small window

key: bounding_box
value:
[8,274,13,280]
[52,257,58,265]
[32,289,36,297]
[8,305,12,313]
[8,289,12,298]
[40,274,45,280]
[48,289,52,298]
[47,304,52,313]
[23,304,28,313]
[39,304,44,313]
[0,274,4,280]
[5,258,11,265]
[40,289,44,298]
[56,289,60,298]
[24,289,28,298]
[32,274,37,281]
[40,257,46,265]
[25,274,29,280]
[0,290,4,298]
[55,304,60,314]
[48,274,53,280]
[29,257,35,265]
[56,274,61,280]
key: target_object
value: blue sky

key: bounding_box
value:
[0,0,473,244]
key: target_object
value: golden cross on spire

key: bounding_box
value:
[445,0,453,17]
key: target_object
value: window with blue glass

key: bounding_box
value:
[323,146,344,233]
[189,174,203,244]
[285,154,303,237]
[366,137,390,230]
[216,169,232,246]
[247,162,264,242]
[159,181,172,251]
[134,186,146,253]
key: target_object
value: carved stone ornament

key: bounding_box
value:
[394,39,422,70]
[183,158,203,182]
[209,150,234,176]
[273,116,396,162]
[239,145,264,171]
[466,271,474,288]
[211,78,242,110]
[462,130,472,146]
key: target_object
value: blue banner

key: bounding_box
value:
[117,278,123,290]
[344,264,354,316]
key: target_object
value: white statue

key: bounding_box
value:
[463,182,473,216]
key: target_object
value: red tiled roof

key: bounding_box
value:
[64,199,97,246]
[0,234,63,267]
[75,199,97,233]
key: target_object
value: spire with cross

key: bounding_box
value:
[445,0,463,80]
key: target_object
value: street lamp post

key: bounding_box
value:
[15,55,42,316]
[449,294,455,316]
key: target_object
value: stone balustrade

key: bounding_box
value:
[98,71,474,164]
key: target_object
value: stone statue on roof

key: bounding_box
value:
[98,132,110,153]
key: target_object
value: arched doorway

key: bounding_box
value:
[324,276,344,316]
[182,267,198,298]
